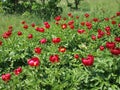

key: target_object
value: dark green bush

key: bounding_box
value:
[1,0,63,20]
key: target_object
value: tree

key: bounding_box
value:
[66,0,82,10]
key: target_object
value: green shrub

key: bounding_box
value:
[0,11,120,89]
[0,1,3,13]
[1,0,63,20]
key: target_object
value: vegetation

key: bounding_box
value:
[1,0,62,20]
[0,0,120,90]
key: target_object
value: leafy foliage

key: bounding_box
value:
[1,0,62,20]
[0,11,120,89]
[0,1,3,13]
[0,1,120,89]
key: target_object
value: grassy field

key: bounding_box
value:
[0,0,120,30]
[60,0,120,15]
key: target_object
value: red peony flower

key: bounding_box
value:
[87,25,92,30]
[2,33,9,38]
[106,31,111,36]
[82,55,94,66]
[98,30,104,36]
[99,46,105,51]
[0,41,2,46]
[68,20,74,25]
[80,22,85,26]
[23,24,28,29]
[21,21,26,24]
[61,24,67,29]
[110,48,120,55]
[55,16,61,21]
[8,25,13,30]
[84,13,90,18]
[76,16,79,19]
[31,23,35,27]
[118,24,120,27]
[111,20,116,25]
[1,73,11,82]
[93,18,99,22]
[17,31,22,36]
[39,38,47,44]
[34,47,42,54]
[35,27,40,31]
[116,12,120,16]
[77,29,85,34]
[85,22,92,30]
[52,37,61,44]
[49,54,59,63]
[97,29,105,38]
[91,35,96,40]
[27,57,40,67]
[55,21,59,25]
[104,18,109,21]
[69,25,74,29]
[14,67,22,75]
[6,31,12,36]
[28,34,33,39]
[68,13,72,17]
[115,37,120,42]
[59,47,66,53]
[74,54,79,59]
[106,42,116,49]
[45,24,50,29]
[97,34,102,39]
[38,28,45,33]
[105,26,111,32]
[44,22,49,25]
[86,22,92,27]
[8,28,12,32]
[2,31,12,39]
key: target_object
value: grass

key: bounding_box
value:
[0,0,120,34]
[0,14,43,35]
[60,0,120,13]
